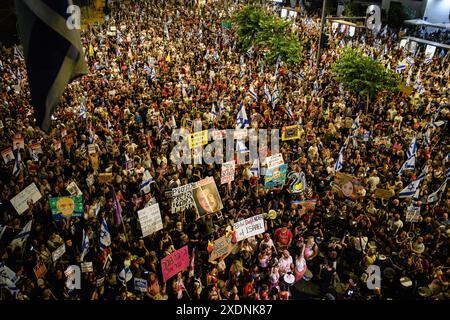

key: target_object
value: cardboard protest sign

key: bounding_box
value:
[161,245,190,282]
[10,183,43,215]
[1,147,15,164]
[192,177,223,216]
[287,171,307,193]
[209,235,237,262]
[291,200,317,215]
[29,142,43,155]
[189,130,208,149]
[87,144,96,155]
[86,174,95,187]
[12,132,25,150]
[221,160,235,184]
[134,278,147,292]
[171,183,195,213]
[373,136,392,150]
[234,214,265,242]
[50,195,84,220]
[332,173,364,200]
[212,130,226,140]
[138,203,163,237]
[282,125,301,141]
[52,243,66,262]
[373,188,394,199]
[66,182,82,197]
[264,164,288,189]
[33,262,47,279]
[98,172,113,184]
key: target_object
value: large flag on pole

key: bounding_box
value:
[9,219,32,249]
[111,186,123,226]
[80,229,89,262]
[236,101,249,129]
[99,218,111,250]
[15,0,88,131]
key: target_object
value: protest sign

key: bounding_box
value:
[266,153,284,169]
[33,262,47,279]
[373,188,394,199]
[264,164,288,189]
[161,245,190,282]
[287,171,306,193]
[28,142,43,155]
[87,144,96,155]
[189,130,208,149]
[138,203,163,237]
[134,278,147,292]
[234,214,265,242]
[12,132,25,150]
[221,160,235,184]
[406,205,420,223]
[10,183,43,215]
[52,243,66,262]
[98,172,113,184]
[171,183,195,213]
[424,45,436,61]
[192,176,223,216]
[291,200,317,215]
[50,195,84,220]
[81,262,93,273]
[282,125,301,141]
[332,173,364,200]
[66,181,82,196]
[209,235,237,262]
[86,174,95,187]
[1,147,15,164]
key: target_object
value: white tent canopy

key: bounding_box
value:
[404,19,450,30]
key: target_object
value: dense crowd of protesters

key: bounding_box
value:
[0,0,449,300]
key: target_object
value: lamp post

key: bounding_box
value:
[316,0,327,77]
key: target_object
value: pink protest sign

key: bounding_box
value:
[161,245,190,282]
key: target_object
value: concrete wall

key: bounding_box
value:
[423,0,450,23]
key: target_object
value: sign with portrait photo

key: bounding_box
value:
[332,173,364,200]
[192,177,223,216]
[1,147,15,164]
[221,160,235,184]
[282,125,301,141]
[12,133,25,150]
[264,164,288,189]
[50,195,84,220]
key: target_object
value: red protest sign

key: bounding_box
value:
[161,245,189,282]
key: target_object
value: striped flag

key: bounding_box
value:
[251,158,260,177]
[99,219,111,251]
[286,104,294,119]
[12,150,22,177]
[236,140,249,154]
[0,263,19,296]
[140,169,154,194]
[334,151,344,173]
[118,267,132,285]
[15,0,87,131]
[79,102,87,119]
[398,155,416,176]
[396,61,407,73]
[406,136,417,160]
[108,119,114,133]
[80,229,89,262]
[271,84,279,109]
[9,219,32,249]
[426,179,448,204]
[398,165,428,198]
[413,68,422,90]
[424,128,431,147]
[264,83,271,102]
[150,66,156,81]
[246,46,254,58]
[427,121,446,129]
[248,84,258,101]
[111,186,123,226]
[236,101,249,129]
[406,65,413,86]
[274,55,281,78]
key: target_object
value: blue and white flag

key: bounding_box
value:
[334,151,344,173]
[79,102,87,119]
[396,61,407,74]
[286,104,294,119]
[398,155,416,176]
[99,219,111,250]
[250,158,260,177]
[246,46,254,58]
[12,150,22,177]
[406,65,413,86]
[150,66,156,81]
[164,19,170,40]
[212,50,220,63]
[426,179,448,204]
[236,101,249,129]
[274,56,281,78]
[413,68,422,90]
[236,140,249,154]
[264,83,271,102]
[80,229,89,262]
[424,56,432,65]
[140,169,154,194]
[0,263,19,296]
[157,120,164,134]
[406,136,417,160]
[119,267,133,284]
[219,100,225,114]
[248,84,258,101]
[10,220,32,249]
[351,115,360,132]
[398,165,428,198]
[314,80,319,95]
[108,119,114,133]
[424,128,431,147]
[271,84,279,109]
[88,125,96,144]
[427,121,446,129]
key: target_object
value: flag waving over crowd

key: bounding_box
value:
[15,0,88,131]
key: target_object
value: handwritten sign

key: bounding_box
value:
[52,243,66,262]
[81,262,93,273]
[221,160,235,184]
[266,153,284,169]
[33,262,47,279]
[10,183,43,215]
[171,183,195,213]
[234,214,265,242]
[406,205,420,222]
[161,245,190,282]
[138,203,163,237]
[189,130,208,149]
[134,278,147,292]
[209,235,236,262]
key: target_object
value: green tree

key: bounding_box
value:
[333,47,400,103]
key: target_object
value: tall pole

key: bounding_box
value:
[316,0,327,76]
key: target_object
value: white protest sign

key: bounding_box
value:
[138,203,163,237]
[52,243,66,262]
[81,262,93,273]
[10,183,43,215]
[266,153,284,169]
[87,144,96,155]
[234,214,265,242]
[406,205,420,223]
[424,45,436,60]
[221,160,235,184]
[134,278,147,292]
[66,181,82,196]
[171,183,195,213]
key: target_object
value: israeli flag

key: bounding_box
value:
[79,102,87,119]
[406,136,417,159]
[10,220,32,249]
[334,151,344,173]
[88,125,96,144]
[236,101,249,129]
[140,169,154,194]
[150,66,156,81]
[157,120,164,134]
[406,65,413,86]
[248,85,258,101]
[424,128,430,147]
[398,165,428,198]
[219,100,225,115]
[264,83,271,102]
[274,55,281,78]
[108,120,114,133]
[286,104,294,119]
[413,69,422,90]
[12,150,22,177]
[30,149,39,162]
[118,267,133,284]
[246,46,254,58]
[271,84,279,109]
[314,80,319,95]
[250,158,260,177]
[100,219,111,250]
[398,155,416,176]
[80,229,89,262]
[0,263,19,296]
[396,61,406,73]
[424,57,432,65]
[236,140,249,153]
[427,121,446,129]
[426,179,448,204]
